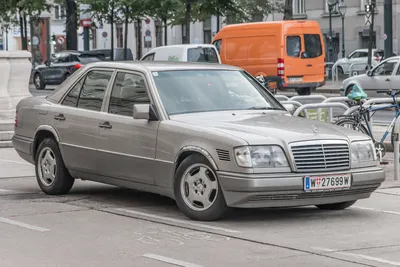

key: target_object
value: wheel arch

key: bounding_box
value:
[32,125,61,160]
[174,146,219,173]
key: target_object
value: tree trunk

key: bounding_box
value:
[163,18,167,46]
[137,19,142,59]
[283,0,293,20]
[66,0,78,50]
[185,1,190,44]
[23,14,28,50]
[123,10,128,60]
[216,12,220,32]
[110,1,114,61]
[18,11,27,50]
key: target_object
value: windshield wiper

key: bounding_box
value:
[246,107,282,110]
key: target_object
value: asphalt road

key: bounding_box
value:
[1,148,400,267]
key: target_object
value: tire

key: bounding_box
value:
[35,138,74,195]
[345,84,354,96]
[335,118,370,136]
[316,200,357,210]
[296,88,311,95]
[34,73,45,90]
[174,154,229,221]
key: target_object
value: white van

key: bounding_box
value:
[140,44,221,64]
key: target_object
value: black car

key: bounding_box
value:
[33,51,101,90]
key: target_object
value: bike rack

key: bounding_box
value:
[290,95,327,103]
[325,62,336,83]
[280,100,307,116]
[293,103,349,118]
[321,97,350,123]
[348,63,370,77]
[275,95,290,102]
[394,120,400,181]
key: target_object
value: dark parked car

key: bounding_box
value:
[33,51,101,90]
[80,48,134,61]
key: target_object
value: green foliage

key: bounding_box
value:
[147,0,182,24]
[226,0,284,24]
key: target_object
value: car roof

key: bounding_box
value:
[86,61,240,72]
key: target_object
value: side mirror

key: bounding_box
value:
[132,104,150,120]
[45,60,51,66]
[282,104,295,114]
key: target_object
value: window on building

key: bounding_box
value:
[108,72,150,117]
[54,5,65,19]
[92,29,97,49]
[116,24,123,48]
[251,13,263,22]
[324,0,339,13]
[203,17,212,44]
[293,0,306,14]
[155,21,162,47]
[77,70,113,112]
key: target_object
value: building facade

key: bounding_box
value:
[1,0,399,63]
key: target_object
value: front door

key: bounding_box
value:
[390,60,400,91]
[362,58,398,97]
[97,71,159,185]
[52,69,114,174]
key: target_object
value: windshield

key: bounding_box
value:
[152,70,284,115]
[187,48,219,63]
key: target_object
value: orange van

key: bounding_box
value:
[212,20,326,95]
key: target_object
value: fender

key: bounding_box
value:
[174,146,219,171]
[33,125,61,143]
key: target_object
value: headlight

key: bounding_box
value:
[234,146,289,168]
[351,140,376,168]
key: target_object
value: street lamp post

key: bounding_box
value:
[338,0,347,58]
[1,24,10,51]
[327,0,339,63]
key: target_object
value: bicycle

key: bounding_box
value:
[335,89,400,159]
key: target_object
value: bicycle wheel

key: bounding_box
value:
[335,118,370,136]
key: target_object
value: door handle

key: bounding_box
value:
[386,78,391,82]
[99,121,112,129]
[306,64,312,67]
[54,114,65,121]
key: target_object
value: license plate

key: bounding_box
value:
[268,81,278,89]
[289,77,302,83]
[304,174,352,192]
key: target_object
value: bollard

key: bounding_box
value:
[394,119,400,181]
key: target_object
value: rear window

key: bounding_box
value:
[286,36,301,58]
[303,34,322,58]
[78,57,102,64]
[187,47,219,63]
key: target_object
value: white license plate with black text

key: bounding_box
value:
[289,77,302,83]
[304,174,352,191]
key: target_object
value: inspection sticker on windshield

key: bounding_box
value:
[152,72,159,77]
[304,174,351,191]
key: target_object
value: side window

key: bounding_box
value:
[358,52,369,58]
[76,70,113,111]
[108,72,150,117]
[349,52,359,59]
[396,63,400,75]
[286,36,301,58]
[213,40,222,54]
[62,79,84,107]
[373,60,398,76]
[142,53,155,61]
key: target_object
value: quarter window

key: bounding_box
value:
[62,79,83,107]
[76,70,113,111]
[108,72,150,116]
[286,36,301,58]
[142,53,155,61]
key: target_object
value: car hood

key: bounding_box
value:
[170,111,370,145]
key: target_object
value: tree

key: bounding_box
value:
[147,0,181,45]
[224,0,283,24]
[283,0,293,20]
[65,0,78,50]
[196,0,238,32]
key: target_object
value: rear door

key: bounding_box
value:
[284,26,324,84]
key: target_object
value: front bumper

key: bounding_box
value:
[217,167,385,208]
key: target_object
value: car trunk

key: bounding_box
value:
[284,25,324,84]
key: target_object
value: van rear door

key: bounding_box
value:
[284,25,324,84]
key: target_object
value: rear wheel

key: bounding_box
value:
[35,138,74,195]
[296,88,311,95]
[34,73,45,90]
[335,118,370,136]
[316,201,357,210]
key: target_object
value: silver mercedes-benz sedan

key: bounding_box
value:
[12,61,385,221]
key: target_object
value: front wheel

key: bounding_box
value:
[316,200,357,210]
[34,73,45,90]
[174,154,229,221]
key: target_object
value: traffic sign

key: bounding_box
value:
[57,36,65,45]
[145,18,151,24]
[145,30,151,36]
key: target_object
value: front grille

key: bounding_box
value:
[216,149,230,161]
[247,187,377,202]
[291,142,350,172]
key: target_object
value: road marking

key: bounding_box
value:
[313,247,400,266]
[0,189,12,192]
[353,206,400,216]
[115,208,240,233]
[0,217,50,232]
[0,159,31,165]
[143,253,203,267]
